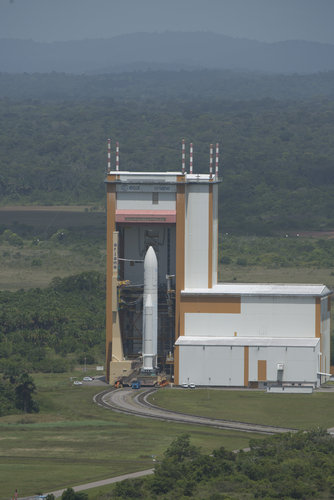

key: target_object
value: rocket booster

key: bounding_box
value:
[142,246,158,371]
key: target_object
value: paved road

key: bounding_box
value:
[18,385,301,499]
[19,469,154,500]
[94,387,295,435]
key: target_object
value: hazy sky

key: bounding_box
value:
[1,0,334,44]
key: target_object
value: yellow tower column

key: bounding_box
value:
[105,179,116,382]
[106,177,133,384]
[111,231,124,362]
[174,176,186,385]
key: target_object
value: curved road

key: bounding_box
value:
[94,387,295,435]
[19,387,297,498]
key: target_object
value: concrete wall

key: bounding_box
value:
[212,184,219,287]
[321,296,331,374]
[248,345,319,383]
[179,345,244,386]
[184,184,209,288]
[178,343,320,387]
[184,296,316,338]
[117,191,176,211]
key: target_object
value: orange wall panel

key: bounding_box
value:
[179,295,241,335]
[244,346,249,387]
[258,360,267,381]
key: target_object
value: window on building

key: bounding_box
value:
[152,192,159,204]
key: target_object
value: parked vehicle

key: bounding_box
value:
[131,380,141,389]
[73,380,82,385]
[83,376,93,381]
[159,379,169,388]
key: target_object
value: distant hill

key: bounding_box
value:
[1,32,334,74]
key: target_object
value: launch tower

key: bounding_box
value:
[105,140,331,389]
[105,141,220,383]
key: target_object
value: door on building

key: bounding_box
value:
[258,360,267,381]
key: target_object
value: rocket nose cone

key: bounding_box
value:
[144,246,157,266]
[146,245,155,257]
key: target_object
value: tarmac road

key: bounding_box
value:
[22,384,330,499]
[94,387,295,435]
[18,469,154,500]
[25,383,328,499]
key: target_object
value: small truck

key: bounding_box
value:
[131,380,141,389]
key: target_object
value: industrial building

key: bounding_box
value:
[105,140,332,388]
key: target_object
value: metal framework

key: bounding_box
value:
[118,284,175,369]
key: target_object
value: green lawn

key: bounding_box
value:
[0,207,106,290]
[0,373,263,499]
[149,388,334,430]
[0,241,106,290]
[219,264,334,288]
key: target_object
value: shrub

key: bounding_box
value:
[2,229,23,247]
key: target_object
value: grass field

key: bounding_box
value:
[0,373,263,499]
[219,264,334,288]
[0,240,106,290]
[1,256,332,292]
[1,207,334,290]
[1,239,333,292]
[0,206,106,288]
[1,208,334,498]
[149,387,334,430]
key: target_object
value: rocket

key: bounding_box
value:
[142,246,158,371]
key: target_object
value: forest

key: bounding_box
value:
[1,69,334,235]
[0,271,105,384]
[109,431,334,499]
[1,93,334,233]
[1,70,334,102]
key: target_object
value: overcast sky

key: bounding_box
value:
[1,0,334,44]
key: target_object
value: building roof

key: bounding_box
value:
[182,283,332,298]
[106,171,219,184]
[109,171,181,176]
[175,336,320,348]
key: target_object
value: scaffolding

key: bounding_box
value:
[118,284,175,371]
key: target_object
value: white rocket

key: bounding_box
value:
[142,246,158,371]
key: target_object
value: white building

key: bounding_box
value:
[105,141,332,387]
[176,284,331,388]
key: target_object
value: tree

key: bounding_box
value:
[3,361,22,384]
[0,379,16,416]
[113,479,144,498]
[164,433,199,462]
[150,434,201,495]
[61,488,88,500]
[15,372,38,413]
